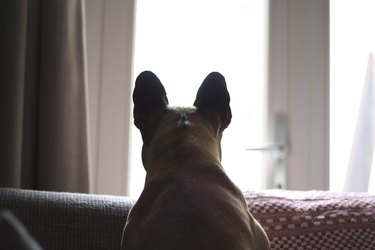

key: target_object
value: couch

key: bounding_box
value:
[0,188,374,249]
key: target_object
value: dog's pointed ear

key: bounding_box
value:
[133,71,168,129]
[194,72,232,134]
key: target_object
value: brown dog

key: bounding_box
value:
[121,71,269,250]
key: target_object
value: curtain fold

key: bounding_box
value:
[0,0,91,193]
[344,54,375,192]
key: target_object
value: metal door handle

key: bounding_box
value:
[246,113,287,189]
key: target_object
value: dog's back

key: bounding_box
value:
[122,71,269,250]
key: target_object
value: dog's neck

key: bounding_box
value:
[141,107,224,183]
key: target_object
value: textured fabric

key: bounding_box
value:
[0,0,90,192]
[3,188,375,249]
[245,190,375,250]
[0,188,134,250]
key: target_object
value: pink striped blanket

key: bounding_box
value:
[245,190,375,249]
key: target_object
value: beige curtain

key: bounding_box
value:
[0,0,91,193]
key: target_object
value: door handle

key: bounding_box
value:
[246,113,287,189]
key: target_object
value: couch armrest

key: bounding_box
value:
[0,188,134,250]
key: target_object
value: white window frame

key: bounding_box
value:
[267,0,329,190]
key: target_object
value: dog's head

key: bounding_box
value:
[133,71,231,172]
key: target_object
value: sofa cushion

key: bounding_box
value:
[245,190,375,250]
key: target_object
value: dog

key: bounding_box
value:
[121,71,270,250]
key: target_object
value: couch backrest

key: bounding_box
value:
[0,188,134,250]
[2,188,375,250]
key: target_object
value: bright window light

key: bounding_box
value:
[129,0,268,197]
[330,0,375,192]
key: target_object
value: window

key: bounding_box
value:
[129,0,268,197]
[330,0,375,192]
[86,1,330,196]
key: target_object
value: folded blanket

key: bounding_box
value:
[245,190,375,250]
